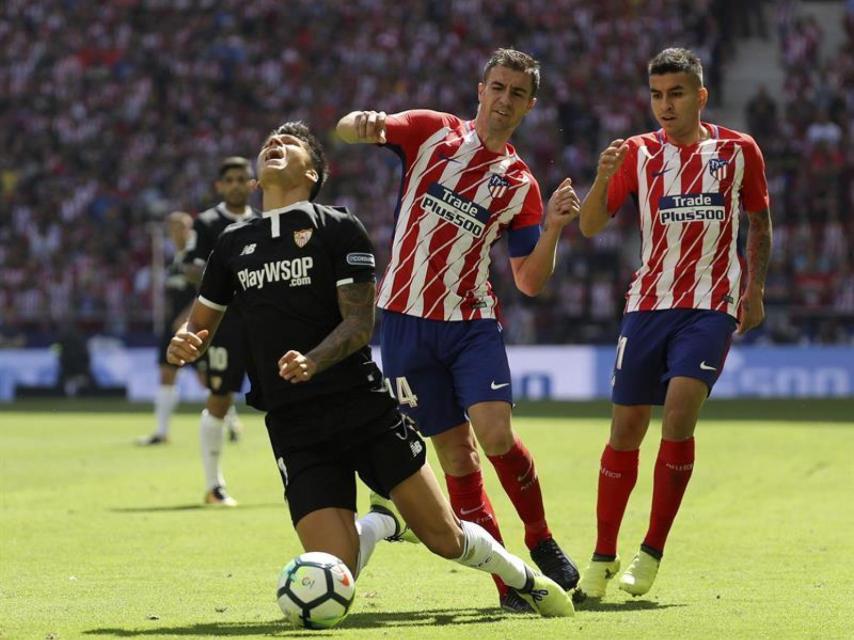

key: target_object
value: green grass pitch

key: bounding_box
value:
[1,399,852,639]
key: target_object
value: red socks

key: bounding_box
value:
[487,437,552,550]
[594,445,639,557]
[643,438,695,554]
[445,470,507,595]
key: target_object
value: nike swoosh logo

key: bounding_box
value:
[460,504,484,516]
[490,381,510,390]
[700,361,717,371]
[517,461,534,483]
[439,153,460,163]
[652,167,673,176]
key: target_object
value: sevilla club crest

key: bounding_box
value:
[293,228,313,248]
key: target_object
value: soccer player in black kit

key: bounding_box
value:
[183,157,258,506]
[137,211,205,446]
[166,122,573,618]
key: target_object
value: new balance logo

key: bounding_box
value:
[699,361,717,371]
[410,440,424,457]
[490,381,510,390]
[240,243,257,256]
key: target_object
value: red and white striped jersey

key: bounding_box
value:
[377,109,542,321]
[607,123,770,318]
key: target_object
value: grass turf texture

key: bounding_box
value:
[1,400,852,639]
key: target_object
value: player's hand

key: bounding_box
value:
[544,177,581,230]
[354,111,387,144]
[596,139,629,182]
[737,287,765,335]
[166,329,209,366]
[278,350,318,384]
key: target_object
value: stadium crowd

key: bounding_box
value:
[0,0,850,346]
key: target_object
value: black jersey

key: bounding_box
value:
[164,250,196,323]
[198,201,383,411]
[185,203,258,271]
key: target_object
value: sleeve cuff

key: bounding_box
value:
[198,296,227,311]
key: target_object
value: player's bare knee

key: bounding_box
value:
[436,442,480,476]
[477,427,514,456]
[610,410,648,449]
[206,394,231,418]
[420,525,464,559]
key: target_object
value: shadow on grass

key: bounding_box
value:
[109,503,281,513]
[576,599,685,612]
[84,607,507,636]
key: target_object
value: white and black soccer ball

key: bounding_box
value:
[276,552,356,629]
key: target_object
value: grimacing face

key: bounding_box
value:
[256,133,317,192]
[649,72,708,142]
[477,65,537,134]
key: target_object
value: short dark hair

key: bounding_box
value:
[648,48,704,87]
[271,121,328,201]
[218,156,252,178]
[482,48,540,98]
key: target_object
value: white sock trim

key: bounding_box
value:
[200,409,226,490]
[455,520,528,590]
[154,385,178,437]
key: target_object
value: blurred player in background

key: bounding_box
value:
[183,157,258,506]
[577,48,772,599]
[166,121,574,617]
[137,211,205,446]
[337,48,581,611]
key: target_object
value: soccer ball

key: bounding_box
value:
[276,552,356,629]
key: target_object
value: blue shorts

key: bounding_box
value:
[611,309,736,406]
[379,311,513,437]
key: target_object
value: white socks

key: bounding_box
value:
[200,409,226,490]
[154,385,178,437]
[225,404,239,430]
[354,512,396,578]
[454,520,530,590]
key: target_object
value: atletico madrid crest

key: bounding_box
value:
[293,229,313,248]
[487,173,511,199]
[709,158,728,181]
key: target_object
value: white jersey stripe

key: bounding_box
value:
[684,139,726,310]
[651,146,690,308]
[399,133,481,316]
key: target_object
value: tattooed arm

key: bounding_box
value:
[278,281,376,383]
[737,208,772,335]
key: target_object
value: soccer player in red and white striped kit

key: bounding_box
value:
[577,48,773,599]
[338,49,581,611]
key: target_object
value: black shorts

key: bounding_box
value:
[204,308,246,395]
[265,388,428,526]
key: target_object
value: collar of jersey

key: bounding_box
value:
[262,201,309,238]
[217,203,253,221]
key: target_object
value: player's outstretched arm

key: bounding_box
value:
[510,178,580,297]
[166,299,223,366]
[336,111,387,144]
[737,207,772,335]
[279,281,376,384]
[579,139,628,237]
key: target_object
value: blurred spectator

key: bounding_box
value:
[0,0,849,345]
